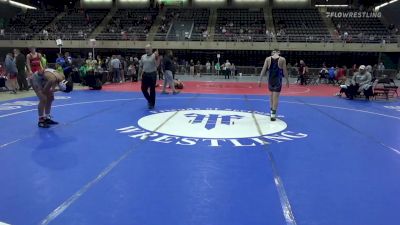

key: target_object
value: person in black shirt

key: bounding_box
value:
[172,57,178,79]
[298,60,308,85]
[13,49,29,91]
[161,50,180,95]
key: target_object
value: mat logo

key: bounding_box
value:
[185,113,243,130]
[116,108,308,147]
[384,106,400,112]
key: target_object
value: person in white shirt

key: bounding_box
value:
[206,61,211,74]
[139,44,159,109]
[224,60,231,79]
[378,62,385,75]
[110,55,121,83]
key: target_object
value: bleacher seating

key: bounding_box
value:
[97,9,158,41]
[215,8,266,42]
[328,8,391,43]
[156,8,210,41]
[272,8,329,42]
[3,9,57,40]
[49,9,108,40]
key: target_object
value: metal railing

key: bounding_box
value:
[1,32,399,44]
[174,65,398,78]
[1,61,397,81]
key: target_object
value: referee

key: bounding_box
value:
[140,44,159,109]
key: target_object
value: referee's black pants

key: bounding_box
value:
[141,72,157,107]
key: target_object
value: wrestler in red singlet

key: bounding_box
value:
[27,48,43,75]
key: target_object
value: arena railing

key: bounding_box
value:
[174,65,398,79]
[1,33,399,44]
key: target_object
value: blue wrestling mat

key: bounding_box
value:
[0,91,399,225]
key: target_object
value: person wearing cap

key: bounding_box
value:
[258,49,290,121]
[338,65,372,100]
[139,44,159,109]
[32,68,73,128]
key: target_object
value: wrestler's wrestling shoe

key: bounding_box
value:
[38,120,50,128]
[45,115,59,125]
[45,118,59,125]
[270,110,277,121]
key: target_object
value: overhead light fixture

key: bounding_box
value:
[375,0,399,11]
[9,0,37,9]
[315,5,349,7]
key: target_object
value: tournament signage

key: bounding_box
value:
[116,108,308,147]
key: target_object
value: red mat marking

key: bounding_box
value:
[101,81,338,96]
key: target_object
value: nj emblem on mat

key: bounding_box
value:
[116,108,308,147]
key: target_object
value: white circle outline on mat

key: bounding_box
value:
[138,109,287,138]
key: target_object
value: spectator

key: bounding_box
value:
[56,53,68,75]
[14,49,29,91]
[206,61,211,74]
[202,30,209,40]
[336,66,347,85]
[343,31,349,41]
[120,56,127,82]
[328,67,336,84]
[110,55,121,83]
[351,64,358,76]
[127,58,137,82]
[221,63,227,79]
[318,67,328,84]
[4,53,18,94]
[339,65,373,100]
[96,55,103,69]
[56,63,64,74]
[134,57,140,78]
[372,64,378,78]
[366,65,373,74]
[189,59,195,76]
[195,61,201,77]
[161,50,179,95]
[298,60,308,85]
[157,55,164,80]
[172,57,178,79]
[231,63,236,77]
[225,60,231,79]
[378,62,385,75]
[56,53,65,66]
[42,29,49,40]
[215,62,221,76]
